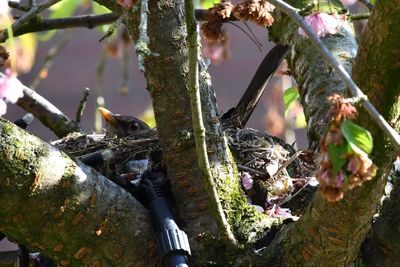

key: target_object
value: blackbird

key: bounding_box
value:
[98,107,151,138]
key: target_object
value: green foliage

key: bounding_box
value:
[200,0,216,8]
[92,2,112,33]
[327,143,349,176]
[283,86,299,116]
[341,119,373,155]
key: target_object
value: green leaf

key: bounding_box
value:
[327,143,349,176]
[341,119,373,155]
[92,2,111,14]
[283,87,300,116]
[200,0,216,8]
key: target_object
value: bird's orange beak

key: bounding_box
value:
[98,107,117,125]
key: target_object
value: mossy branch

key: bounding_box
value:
[184,0,236,245]
[0,118,156,266]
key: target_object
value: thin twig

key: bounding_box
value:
[10,13,118,39]
[349,13,370,21]
[237,164,268,177]
[126,137,158,146]
[0,72,82,137]
[135,0,151,72]
[1,10,239,41]
[268,0,400,149]
[30,30,73,91]
[358,0,374,11]
[227,21,262,51]
[99,9,130,42]
[0,0,62,42]
[185,0,236,243]
[243,21,263,48]
[274,151,302,178]
[75,87,90,123]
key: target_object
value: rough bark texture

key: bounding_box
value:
[255,0,396,266]
[93,0,273,264]
[270,13,357,151]
[352,0,400,265]
[0,118,157,266]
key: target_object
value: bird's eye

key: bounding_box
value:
[129,121,140,131]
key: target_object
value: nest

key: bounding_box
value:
[55,127,317,216]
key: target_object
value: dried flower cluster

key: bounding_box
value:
[200,1,234,64]
[232,0,275,27]
[201,0,275,63]
[0,45,9,67]
[317,94,377,202]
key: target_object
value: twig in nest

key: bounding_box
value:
[273,151,302,178]
[238,164,268,177]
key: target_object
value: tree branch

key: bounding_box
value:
[15,83,82,138]
[2,10,236,41]
[184,0,236,245]
[254,0,393,265]
[10,13,118,39]
[0,118,157,266]
[0,0,62,42]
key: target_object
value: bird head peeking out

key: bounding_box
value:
[98,107,151,138]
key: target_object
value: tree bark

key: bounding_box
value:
[0,118,157,266]
[255,0,396,265]
[352,0,400,265]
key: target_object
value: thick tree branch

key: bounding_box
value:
[253,0,393,265]
[269,0,400,149]
[353,0,400,264]
[0,118,157,266]
[0,0,62,42]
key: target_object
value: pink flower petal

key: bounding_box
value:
[341,0,357,6]
[0,69,24,104]
[0,99,7,116]
[241,172,254,190]
[299,12,343,38]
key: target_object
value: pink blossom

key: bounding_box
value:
[341,0,357,6]
[117,0,134,9]
[266,204,297,219]
[336,171,345,187]
[0,69,24,116]
[241,172,253,190]
[299,12,343,38]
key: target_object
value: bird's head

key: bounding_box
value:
[98,107,150,138]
